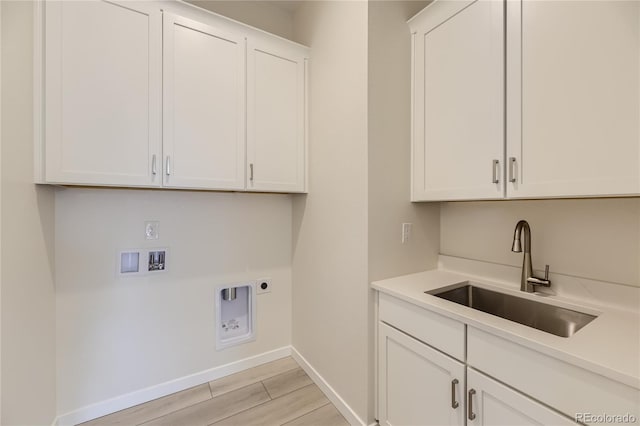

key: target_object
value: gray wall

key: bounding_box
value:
[55,189,293,414]
[441,198,640,287]
[291,1,371,422]
[1,2,57,424]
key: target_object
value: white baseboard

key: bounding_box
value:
[291,347,366,426]
[55,346,292,426]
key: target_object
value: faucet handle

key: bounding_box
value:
[527,265,552,288]
[544,265,549,280]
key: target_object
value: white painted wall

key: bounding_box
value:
[291,1,370,423]
[56,189,292,415]
[1,2,57,424]
[187,0,294,40]
[441,198,640,287]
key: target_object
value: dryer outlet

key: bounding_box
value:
[257,278,272,294]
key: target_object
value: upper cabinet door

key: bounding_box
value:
[45,1,162,187]
[507,0,640,198]
[246,39,307,193]
[163,13,246,190]
[410,0,504,201]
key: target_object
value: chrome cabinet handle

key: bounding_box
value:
[451,379,459,409]
[152,155,157,175]
[492,159,500,184]
[166,156,171,176]
[508,157,516,183]
[468,389,476,421]
[250,163,254,182]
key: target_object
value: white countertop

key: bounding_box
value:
[371,265,640,390]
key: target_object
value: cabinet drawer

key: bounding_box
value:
[468,327,640,424]
[379,293,465,361]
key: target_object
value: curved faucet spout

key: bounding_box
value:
[512,220,531,253]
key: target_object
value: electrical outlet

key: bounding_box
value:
[402,223,412,243]
[256,278,272,294]
[145,221,159,240]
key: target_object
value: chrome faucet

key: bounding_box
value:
[511,220,551,293]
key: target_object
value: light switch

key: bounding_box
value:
[402,223,413,243]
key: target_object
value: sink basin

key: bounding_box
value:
[427,284,597,337]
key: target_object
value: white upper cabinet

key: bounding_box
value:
[44,1,162,187]
[410,0,504,201]
[410,0,640,201]
[246,39,307,193]
[163,13,245,190]
[506,0,640,198]
[38,1,308,194]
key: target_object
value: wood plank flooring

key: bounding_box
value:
[80,357,349,426]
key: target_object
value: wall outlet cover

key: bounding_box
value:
[256,278,272,294]
[402,222,413,244]
[117,247,169,277]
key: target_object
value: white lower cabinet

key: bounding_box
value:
[467,327,640,425]
[377,321,574,426]
[467,368,574,426]
[378,323,465,426]
[377,292,590,426]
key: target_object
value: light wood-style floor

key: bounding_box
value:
[80,357,349,426]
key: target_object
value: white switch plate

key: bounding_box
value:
[256,278,272,294]
[402,223,412,243]
[145,221,159,240]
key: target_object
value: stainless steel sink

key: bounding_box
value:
[427,284,597,337]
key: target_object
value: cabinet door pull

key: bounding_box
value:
[492,159,500,184]
[451,379,459,409]
[508,157,516,183]
[250,163,254,182]
[468,389,476,420]
[166,156,171,176]
[152,155,157,175]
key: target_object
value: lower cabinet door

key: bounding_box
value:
[378,322,465,426]
[467,368,575,426]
